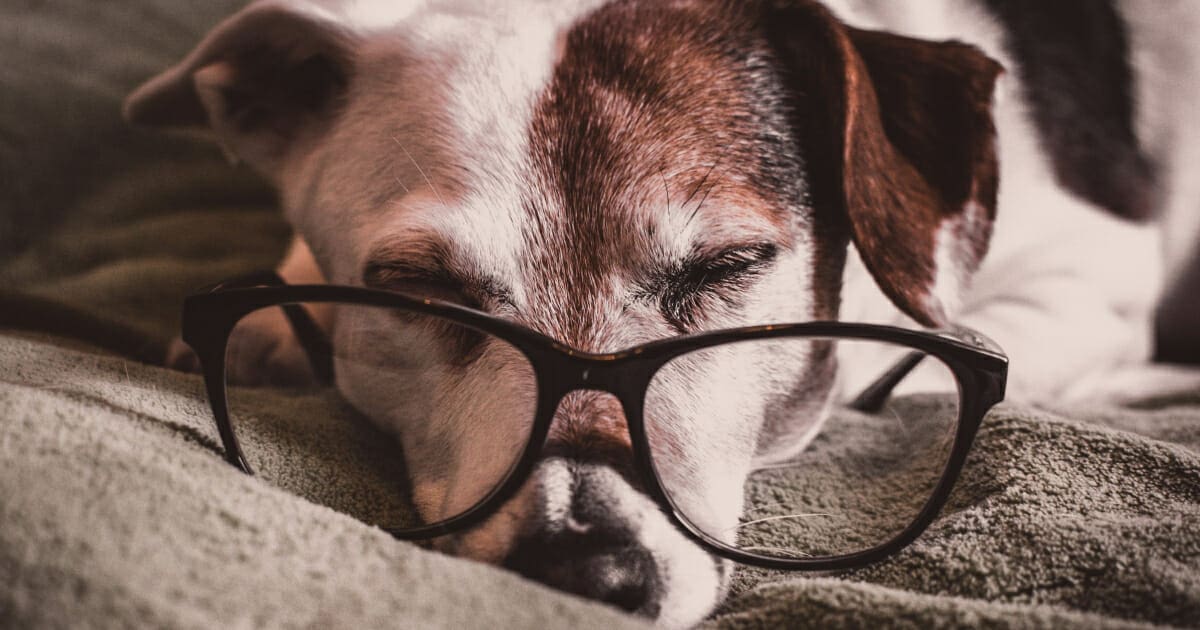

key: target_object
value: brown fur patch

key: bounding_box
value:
[524,0,816,346]
[543,391,640,481]
[523,0,827,463]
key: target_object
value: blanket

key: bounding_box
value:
[4,327,1198,630]
[2,2,1198,628]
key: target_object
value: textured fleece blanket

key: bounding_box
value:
[2,2,1200,629]
[4,328,1200,629]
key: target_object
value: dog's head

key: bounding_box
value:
[127,0,1000,624]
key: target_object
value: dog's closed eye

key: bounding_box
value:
[365,261,478,306]
[655,243,779,330]
[358,260,494,365]
[362,246,510,311]
[361,250,515,364]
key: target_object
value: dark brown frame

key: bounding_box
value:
[182,272,1007,571]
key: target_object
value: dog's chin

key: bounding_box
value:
[427,461,726,628]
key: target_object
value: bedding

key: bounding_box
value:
[2,2,1199,628]
[4,325,1200,629]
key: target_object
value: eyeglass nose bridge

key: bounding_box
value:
[529,352,663,468]
[529,354,654,480]
[538,348,656,402]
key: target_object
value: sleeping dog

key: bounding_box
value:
[126,0,1182,625]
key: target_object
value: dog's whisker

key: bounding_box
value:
[885,405,910,435]
[752,459,813,471]
[728,512,834,532]
[659,167,672,212]
[680,160,719,209]
[392,136,446,209]
[738,545,814,559]
[692,168,724,211]
[744,501,801,515]
[393,175,411,195]
[683,164,727,232]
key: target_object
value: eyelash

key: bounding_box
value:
[659,244,778,330]
[364,261,513,312]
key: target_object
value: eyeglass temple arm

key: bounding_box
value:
[847,325,1005,414]
[847,350,925,413]
[206,271,335,385]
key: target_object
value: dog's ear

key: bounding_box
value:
[123,2,357,177]
[770,2,1003,327]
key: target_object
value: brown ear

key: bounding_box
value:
[123,1,357,176]
[770,2,1002,327]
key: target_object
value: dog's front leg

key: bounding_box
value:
[166,236,332,386]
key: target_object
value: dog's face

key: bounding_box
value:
[128,0,1000,625]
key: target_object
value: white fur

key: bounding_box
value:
[928,218,967,322]
[828,0,1165,403]
[1119,0,1200,285]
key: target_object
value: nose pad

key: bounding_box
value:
[503,458,662,617]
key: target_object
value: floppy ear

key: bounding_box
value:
[770,2,1003,327]
[123,1,357,177]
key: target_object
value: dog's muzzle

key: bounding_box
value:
[502,458,663,616]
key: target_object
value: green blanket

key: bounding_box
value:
[2,2,1199,628]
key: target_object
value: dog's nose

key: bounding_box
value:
[504,522,659,615]
[503,459,661,616]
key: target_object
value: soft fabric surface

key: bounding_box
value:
[4,330,1200,629]
[0,333,645,630]
[2,2,1200,629]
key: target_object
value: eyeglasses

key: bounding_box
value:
[182,271,1006,571]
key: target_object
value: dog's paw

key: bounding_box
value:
[165,307,319,387]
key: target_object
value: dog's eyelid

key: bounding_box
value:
[362,260,459,290]
[361,235,456,286]
[709,242,777,264]
[685,242,779,275]
[644,242,779,296]
[653,243,780,330]
[362,259,512,309]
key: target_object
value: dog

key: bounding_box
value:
[126,0,1190,625]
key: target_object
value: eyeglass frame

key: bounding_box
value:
[181,271,1007,572]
